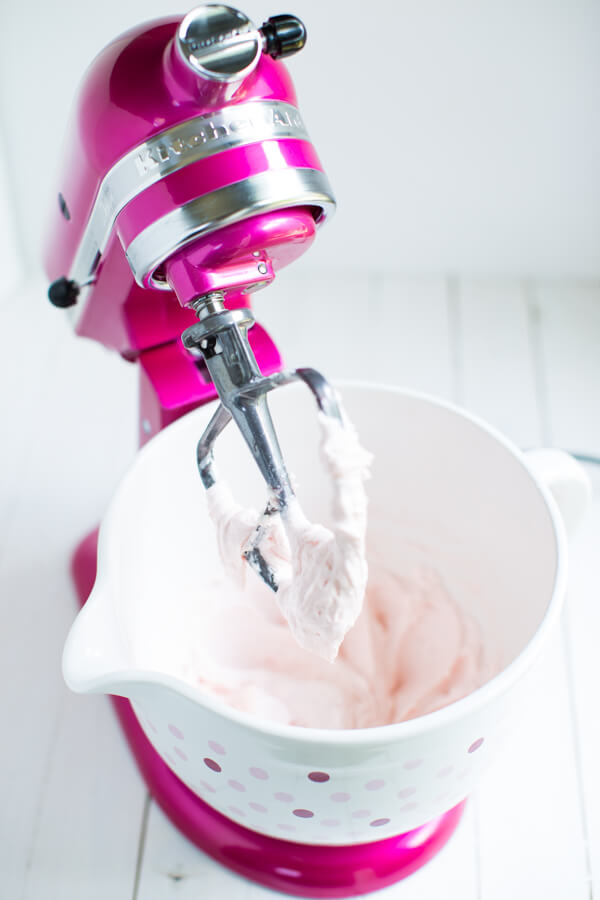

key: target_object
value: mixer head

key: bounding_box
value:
[45,4,342,590]
[46,4,334,328]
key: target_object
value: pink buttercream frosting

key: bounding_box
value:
[178,561,495,729]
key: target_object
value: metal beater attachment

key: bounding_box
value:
[181,292,342,591]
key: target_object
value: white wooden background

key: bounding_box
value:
[1,274,599,898]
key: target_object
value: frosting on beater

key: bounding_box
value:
[205,409,373,662]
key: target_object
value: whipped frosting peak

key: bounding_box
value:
[205,407,373,661]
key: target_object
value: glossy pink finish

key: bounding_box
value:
[165,251,275,305]
[72,529,466,898]
[163,208,316,305]
[44,17,298,283]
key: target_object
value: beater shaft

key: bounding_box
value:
[183,294,295,506]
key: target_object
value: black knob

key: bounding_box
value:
[261,14,306,59]
[48,277,79,308]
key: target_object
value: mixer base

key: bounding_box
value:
[72,529,466,898]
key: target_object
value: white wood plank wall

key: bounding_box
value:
[2,275,599,899]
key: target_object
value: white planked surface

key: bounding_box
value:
[1,274,599,899]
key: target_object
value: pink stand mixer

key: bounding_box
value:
[45,6,463,895]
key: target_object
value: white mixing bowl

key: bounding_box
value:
[63,384,589,845]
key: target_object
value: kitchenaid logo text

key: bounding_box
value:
[134,106,305,176]
[186,28,247,50]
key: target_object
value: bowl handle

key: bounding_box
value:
[524,449,592,537]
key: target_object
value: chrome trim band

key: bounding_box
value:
[125,167,335,288]
[68,99,309,286]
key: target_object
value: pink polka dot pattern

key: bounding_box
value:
[365,779,385,791]
[228,779,246,792]
[147,720,158,734]
[200,780,216,793]
[398,787,416,799]
[155,729,485,840]
[208,740,226,756]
